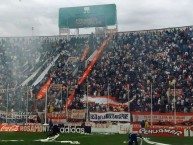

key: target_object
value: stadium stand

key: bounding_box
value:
[72,26,193,113]
[0,26,193,124]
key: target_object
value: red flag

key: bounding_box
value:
[36,77,52,100]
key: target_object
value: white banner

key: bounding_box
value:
[0,88,15,93]
[90,123,130,134]
[20,62,45,87]
[32,54,60,86]
[90,111,130,122]
[132,112,193,124]
[0,112,37,120]
[81,96,128,107]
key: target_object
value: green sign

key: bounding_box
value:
[59,4,116,29]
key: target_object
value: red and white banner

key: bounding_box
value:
[0,124,48,132]
[0,124,20,132]
[66,32,115,109]
[68,109,85,119]
[47,113,67,124]
[81,46,89,61]
[47,110,85,120]
[47,113,66,119]
[132,125,184,137]
[36,77,52,99]
[81,96,128,107]
[90,111,130,122]
[132,112,193,124]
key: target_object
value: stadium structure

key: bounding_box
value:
[0,3,193,145]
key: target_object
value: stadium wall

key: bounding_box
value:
[0,123,193,137]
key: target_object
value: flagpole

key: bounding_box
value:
[174,79,176,125]
[150,83,153,126]
[107,84,109,111]
[66,84,68,118]
[128,87,130,112]
[44,86,48,125]
[30,86,33,98]
[26,86,29,123]
[86,78,89,122]
[61,85,63,112]
[6,84,9,123]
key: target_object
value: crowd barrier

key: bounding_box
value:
[0,123,192,137]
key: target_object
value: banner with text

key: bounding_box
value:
[19,125,48,132]
[132,125,184,137]
[132,112,193,124]
[69,109,86,120]
[0,124,20,132]
[90,111,130,122]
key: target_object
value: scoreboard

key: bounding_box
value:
[59,4,116,29]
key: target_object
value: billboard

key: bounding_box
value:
[59,4,116,29]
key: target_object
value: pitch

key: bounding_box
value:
[0,132,192,145]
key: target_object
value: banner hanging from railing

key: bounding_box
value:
[90,111,130,122]
[132,125,184,137]
[132,112,193,124]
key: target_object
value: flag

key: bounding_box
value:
[80,96,128,107]
[36,77,52,100]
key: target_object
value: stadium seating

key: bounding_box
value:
[1,26,193,124]
[72,26,193,113]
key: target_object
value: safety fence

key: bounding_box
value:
[0,123,193,137]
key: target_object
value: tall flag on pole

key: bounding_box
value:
[36,77,52,100]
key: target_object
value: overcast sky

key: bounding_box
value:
[0,0,193,37]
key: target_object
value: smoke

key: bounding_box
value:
[0,36,47,112]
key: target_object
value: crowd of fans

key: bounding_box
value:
[33,36,90,112]
[0,36,68,112]
[1,26,193,124]
[0,37,41,112]
[73,26,193,113]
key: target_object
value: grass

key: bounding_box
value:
[0,132,192,145]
